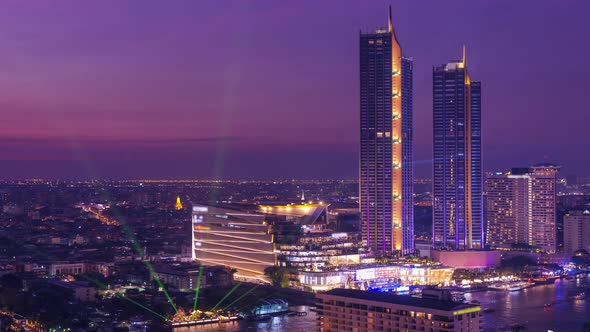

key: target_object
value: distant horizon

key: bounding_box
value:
[1,1,589,179]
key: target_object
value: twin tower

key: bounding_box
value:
[359,7,482,255]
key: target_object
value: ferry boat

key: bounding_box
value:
[507,282,532,292]
[573,292,586,300]
[489,281,532,292]
[244,299,289,320]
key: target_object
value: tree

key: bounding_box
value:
[264,267,291,288]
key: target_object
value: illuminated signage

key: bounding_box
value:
[193,206,208,212]
[453,306,481,316]
[331,232,348,239]
[356,268,376,281]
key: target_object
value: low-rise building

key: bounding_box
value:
[152,263,233,291]
[431,250,501,269]
[317,288,481,332]
[46,280,96,302]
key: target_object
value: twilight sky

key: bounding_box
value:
[1,0,588,179]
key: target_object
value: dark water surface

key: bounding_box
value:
[465,274,590,332]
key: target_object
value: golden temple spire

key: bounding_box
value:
[175,196,183,210]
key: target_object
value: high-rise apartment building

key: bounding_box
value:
[432,47,482,249]
[564,210,590,254]
[485,165,560,252]
[359,7,413,255]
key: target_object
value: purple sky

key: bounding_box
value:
[1,0,588,179]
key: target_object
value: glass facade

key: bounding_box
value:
[432,50,483,249]
[359,8,413,255]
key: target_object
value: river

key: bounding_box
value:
[175,275,590,332]
[466,274,590,332]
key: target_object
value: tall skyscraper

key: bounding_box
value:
[528,164,560,252]
[359,7,413,255]
[484,165,560,252]
[432,47,483,250]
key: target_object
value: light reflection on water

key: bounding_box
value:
[175,275,589,332]
[173,305,317,332]
[465,274,590,332]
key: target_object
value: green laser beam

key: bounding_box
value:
[121,295,167,320]
[105,205,178,313]
[78,274,108,289]
[222,284,259,310]
[211,283,242,311]
[193,265,204,312]
[77,274,167,320]
[141,258,178,313]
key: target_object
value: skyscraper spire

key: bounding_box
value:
[462,44,467,68]
[387,5,400,45]
[388,5,393,33]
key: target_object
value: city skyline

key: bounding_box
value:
[0,2,589,331]
[1,0,589,180]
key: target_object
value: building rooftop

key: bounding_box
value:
[47,280,93,290]
[320,288,478,312]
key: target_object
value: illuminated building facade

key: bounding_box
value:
[191,205,276,282]
[433,47,483,250]
[528,164,560,252]
[258,203,329,231]
[359,6,414,255]
[484,165,560,252]
[317,289,481,332]
[564,210,590,254]
[258,203,361,269]
[275,232,361,269]
[299,265,454,292]
[485,171,529,248]
[430,250,501,269]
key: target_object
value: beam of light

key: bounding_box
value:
[78,273,108,289]
[193,265,204,312]
[222,284,259,310]
[211,282,242,311]
[85,194,178,313]
[121,295,167,320]
[77,274,167,320]
[114,212,178,313]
